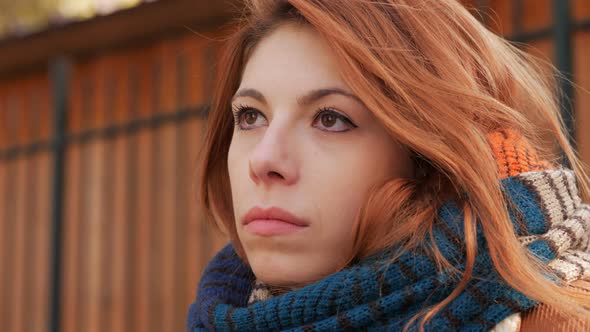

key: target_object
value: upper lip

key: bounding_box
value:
[242,206,309,227]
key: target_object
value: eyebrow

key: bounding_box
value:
[231,87,363,106]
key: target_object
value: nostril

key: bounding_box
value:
[268,171,284,180]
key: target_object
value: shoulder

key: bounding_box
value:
[519,279,590,332]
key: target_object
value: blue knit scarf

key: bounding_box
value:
[186,169,590,331]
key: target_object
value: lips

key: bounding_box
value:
[242,206,309,236]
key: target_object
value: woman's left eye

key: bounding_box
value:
[312,108,357,132]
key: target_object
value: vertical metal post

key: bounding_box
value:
[553,0,575,148]
[48,57,70,332]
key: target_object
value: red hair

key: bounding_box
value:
[199,0,590,328]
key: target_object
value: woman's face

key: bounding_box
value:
[227,24,413,287]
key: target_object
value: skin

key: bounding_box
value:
[227,23,414,287]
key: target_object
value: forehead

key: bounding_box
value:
[239,24,348,94]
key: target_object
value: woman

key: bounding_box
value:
[187,0,590,330]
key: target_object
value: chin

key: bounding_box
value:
[247,251,317,287]
[248,253,338,288]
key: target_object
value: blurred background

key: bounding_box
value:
[0,0,588,332]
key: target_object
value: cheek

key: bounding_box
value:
[303,145,395,234]
[308,138,409,207]
[227,137,251,211]
[305,136,411,236]
[227,138,240,180]
[227,134,256,181]
[227,141,239,194]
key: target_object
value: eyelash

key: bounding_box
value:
[231,104,357,132]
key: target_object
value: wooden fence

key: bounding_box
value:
[0,1,588,332]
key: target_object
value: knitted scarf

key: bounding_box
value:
[187,132,590,331]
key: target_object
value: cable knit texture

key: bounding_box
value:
[187,130,590,331]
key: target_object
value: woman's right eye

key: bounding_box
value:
[233,106,268,130]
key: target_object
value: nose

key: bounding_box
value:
[248,122,299,187]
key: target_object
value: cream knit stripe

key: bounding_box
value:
[541,207,590,252]
[490,313,521,332]
[522,170,590,282]
[519,235,539,246]
[563,252,589,278]
[520,175,558,228]
[249,280,272,303]
[520,171,571,227]
[553,172,576,216]
[549,256,585,281]
[521,169,581,216]
[571,252,590,274]
[562,170,582,210]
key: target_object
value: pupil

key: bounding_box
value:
[322,113,336,127]
[245,112,257,125]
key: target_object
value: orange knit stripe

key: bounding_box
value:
[487,129,553,179]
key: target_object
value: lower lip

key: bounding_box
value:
[244,219,307,236]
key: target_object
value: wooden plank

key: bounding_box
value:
[36,74,52,330]
[159,38,179,114]
[487,0,514,36]
[108,52,130,332]
[155,38,179,331]
[85,55,109,332]
[24,77,46,332]
[34,147,52,332]
[61,133,82,332]
[183,36,207,108]
[10,89,27,332]
[0,85,8,327]
[61,63,84,332]
[16,81,31,145]
[39,74,53,142]
[184,118,206,311]
[136,132,153,332]
[9,164,23,330]
[133,46,156,332]
[0,157,17,329]
[67,70,82,135]
[173,123,189,332]
[0,99,7,325]
[572,0,590,21]
[123,49,143,332]
[0,83,5,150]
[97,54,118,332]
[145,45,165,332]
[157,122,178,330]
[521,0,551,31]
